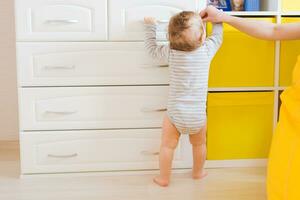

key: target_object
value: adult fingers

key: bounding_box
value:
[199,9,207,18]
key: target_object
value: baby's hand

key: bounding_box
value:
[144,17,157,25]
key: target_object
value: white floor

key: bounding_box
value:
[0,142,267,200]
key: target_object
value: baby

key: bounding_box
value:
[144,11,223,187]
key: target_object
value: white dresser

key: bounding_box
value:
[15,0,205,174]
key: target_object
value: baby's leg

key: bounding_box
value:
[189,124,208,180]
[154,115,180,187]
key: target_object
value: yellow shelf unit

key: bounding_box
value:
[204,1,300,164]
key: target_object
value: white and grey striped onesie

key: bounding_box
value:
[145,23,223,135]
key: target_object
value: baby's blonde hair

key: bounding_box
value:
[168,11,204,52]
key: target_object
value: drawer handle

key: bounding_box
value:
[157,20,169,24]
[141,151,159,156]
[158,64,169,68]
[140,64,169,69]
[45,110,78,115]
[141,108,167,112]
[48,153,78,158]
[45,19,79,25]
[44,65,76,70]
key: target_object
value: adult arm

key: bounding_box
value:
[200,6,300,41]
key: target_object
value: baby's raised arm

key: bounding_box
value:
[205,23,223,59]
[144,18,169,63]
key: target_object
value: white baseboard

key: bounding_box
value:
[21,165,267,178]
[205,159,268,168]
[20,159,267,178]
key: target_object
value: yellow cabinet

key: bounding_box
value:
[207,92,274,160]
[207,18,275,87]
[280,18,300,86]
[282,0,300,11]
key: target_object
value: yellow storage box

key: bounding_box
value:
[207,92,274,160]
[207,18,275,87]
[282,0,300,12]
[280,18,300,87]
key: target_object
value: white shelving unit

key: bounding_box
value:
[205,0,299,168]
[282,11,300,16]
[226,11,277,16]
[219,0,297,132]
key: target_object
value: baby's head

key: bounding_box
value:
[168,11,206,52]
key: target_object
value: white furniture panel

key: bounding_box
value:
[19,86,168,130]
[15,0,107,41]
[17,42,169,86]
[109,0,199,40]
[20,129,192,174]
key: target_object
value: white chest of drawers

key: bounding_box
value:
[15,0,205,175]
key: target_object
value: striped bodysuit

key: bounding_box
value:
[145,23,223,135]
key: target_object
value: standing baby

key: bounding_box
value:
[144,11,223,187]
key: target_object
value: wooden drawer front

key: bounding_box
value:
[19,86,168,130]
[15,0,107,41]
[17,42,169,86]
[109,0,198,40]
[20,129,192,174]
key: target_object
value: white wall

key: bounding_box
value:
[0,0,19,140]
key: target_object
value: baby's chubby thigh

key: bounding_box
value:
[189,124,207,146]
[161,115,181,148]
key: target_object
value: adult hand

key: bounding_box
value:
[200,6,228,23]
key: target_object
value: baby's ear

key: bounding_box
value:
[200,27,207,44]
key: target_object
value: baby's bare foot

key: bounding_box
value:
[192,171,208,180]
[153,176,169,187]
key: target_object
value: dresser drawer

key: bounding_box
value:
[19,86,168,131]
[15,0,107,41]
[20,129,192,174]
[109,0,199,40]
[17,42,169,86]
